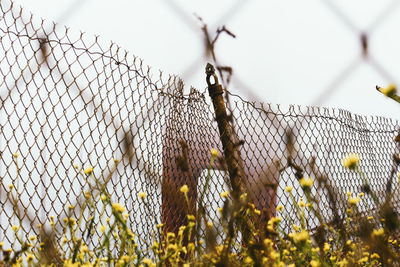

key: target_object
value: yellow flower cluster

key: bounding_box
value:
[348,196,361,206]
[342,153,360,170]
[299,177,313,188]
[371,228,384,238]
[290,230,309,244]
[1,162,397,267]
[111,202,126,213]
[267,216,282,232]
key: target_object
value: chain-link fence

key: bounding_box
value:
[0,0,399,253]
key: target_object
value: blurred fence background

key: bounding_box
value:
[14,0,400,119]
[0,0,399,253]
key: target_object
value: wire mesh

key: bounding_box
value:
[0,0,399,254]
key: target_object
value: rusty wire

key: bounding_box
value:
[0,0,399,254]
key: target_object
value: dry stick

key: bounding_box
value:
[206,63,245,199]
[206,63,249,259]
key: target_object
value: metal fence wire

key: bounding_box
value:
[0,0,399,253]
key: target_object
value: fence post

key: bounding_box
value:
[205,63,245,199]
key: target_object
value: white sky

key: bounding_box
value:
[13,0,400,120]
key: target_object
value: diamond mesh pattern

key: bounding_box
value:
[0,0,399,253]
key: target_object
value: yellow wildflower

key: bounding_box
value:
[358,257,369,264]
[67,217,76,226]
[26,253,35,262]
[310,260,321,267]
[268,217,282,225]
[299,177,313,188]
[379,84,397,97]
[80,245,89,253]
[267,217,282,231]
[285,186,293,193]
[138,192,146,199]
[292,230,309,243]
[29,235,37,241]
[371,228,384,238]
[342,153,360,170]
[298,199,306,207]
[11,225,19,232]
[312,247,320,253]
[127,229,135,239]
[254,209,261,215]
[167,232,175,239]
[84,191,91,199]
[120,255,130,262]
[244,257,253,264]
[371,253,380,259]
[210,148,219,157]
[180,184,189,194]
[263,238,273,247]
[348,197,361,205]
[12,152,19,158]
[167,244,177,251]
[270,251,280,260]
[187,214,195,221]
[323,243,331,252]
[337,259,349,267]
[83,166,94,175]
[220,191,229,198]
[276,205,284,211]
[111,202,126,213]
[206,221,213,228]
